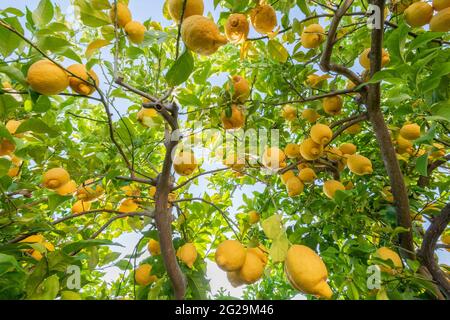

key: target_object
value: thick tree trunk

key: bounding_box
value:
[365,0,415,260]
[154,106,187,300]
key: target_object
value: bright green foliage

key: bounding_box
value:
[0,0,449,301]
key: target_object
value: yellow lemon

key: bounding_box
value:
[27,60,69,96]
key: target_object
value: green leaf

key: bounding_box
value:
[0,94,20,118]
[333,189,350,205]
[411,276,439,298]
[32,0,54,26]
[385,22,409,63]
[37,36,72,55]
[91,0,112,10]
[406,259,420,272]
[376,287,389,300]
[1,7,25,17]
[29,274,59,300]
[102,252,121,265]
[296,0,311,16]
[261,214,283,239]
[415,154,428,176]
[74,0,111,27]
[430,101,450,123]
[0,17,24,57]
[269,233,289,263]
[409,32,445,50]
[147,278,165,300]
[62,240,123,254]
[165,50,194,87]
[16,118,58,137]
[0,65,27,86]
[47,194,69,211]
[366,69,403,84]
[187,270,209,300]
[414,124,436,144]
[0,253,22,276]
[87,247,99,270]
[60,291,82,300]
[390,226,410,240]
[267,40,289,63]
[0,158,11,176]
[32,95,52,113]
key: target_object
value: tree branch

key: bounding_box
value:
[114,77,158,103]
[116,175,156,186]
[172,167,229,192]
[418,202,450,299]
[384,21,450,46]
[89,211,152,240]
[264,88,358,106]
[4,90,103,102]
[172,197,241,239]
[319,0,362,85]
[152,103,186,300]
[52,209,131,225]
[327,113,369,146]
[365,0,415,260]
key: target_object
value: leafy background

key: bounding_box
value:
[0,0,449,300]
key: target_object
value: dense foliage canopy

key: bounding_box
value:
[0,0,449,300]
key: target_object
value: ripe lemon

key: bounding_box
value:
[67,64,99,96]
[177,243,198,268]
[173,151,198,176]
[225,13,249,44]
[215,240,246,272]
[181,15,228,56]
[27,60,69,96]
[285,245,332,299]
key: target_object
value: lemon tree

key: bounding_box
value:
[0,0,449,300]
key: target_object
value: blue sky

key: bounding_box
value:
[2,0,448,299]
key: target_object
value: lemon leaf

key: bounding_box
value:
[267,39,289,63]
[269,234,289,263]
[86,39,110,58]
[165,50,194,87]
[261,214,283,239]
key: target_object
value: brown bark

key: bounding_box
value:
[365,0,415,260]
[418,203,450,299]
[153,104,187,300]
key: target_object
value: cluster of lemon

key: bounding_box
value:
[223,2,279,45]
[165,0,227,56]
[116,183,178,214]
[177,1,280,56]
[134,238,198,286]
[19,234,55,261]
[220,75,250,130]
[403,0,450,31]
[40,167,106,214]
[0,117,25,178]
[274,119,372,199]
[2,61,98,174]
[215,240,268,286]
[216,239,406,299]
[280,48,390,125]
[110,2,146,44]
[26,59,99,96]
[395,122,446,161]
